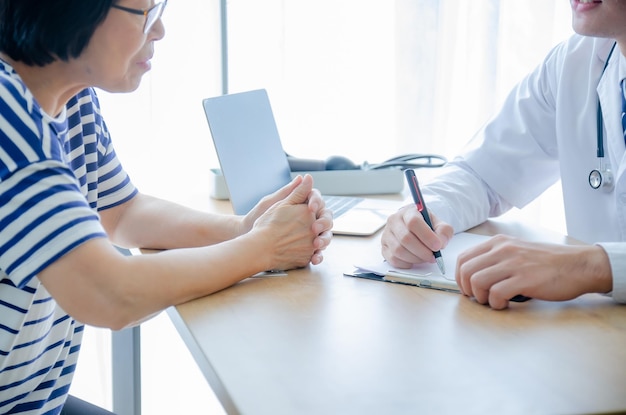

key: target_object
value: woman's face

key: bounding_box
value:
[76,0,166,93]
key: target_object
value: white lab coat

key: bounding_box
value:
[422,34,626,303]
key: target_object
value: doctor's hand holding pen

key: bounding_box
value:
[381,206,613,310]
[381,203,453,270]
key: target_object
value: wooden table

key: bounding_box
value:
[168,199,626,415]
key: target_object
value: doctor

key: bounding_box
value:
[381,0,626,309]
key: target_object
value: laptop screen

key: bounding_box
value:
[203,89,292,215]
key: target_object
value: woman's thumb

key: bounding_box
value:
[283,174,313,205]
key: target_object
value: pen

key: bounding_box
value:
[404,169,446,275]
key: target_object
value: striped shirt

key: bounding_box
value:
[0,59,137,414]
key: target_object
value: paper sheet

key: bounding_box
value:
[354,232,491,281]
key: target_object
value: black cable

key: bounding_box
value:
[363,153,447,170]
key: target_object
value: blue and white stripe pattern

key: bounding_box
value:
[0,59,138,414]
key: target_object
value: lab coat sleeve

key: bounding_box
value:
[421,160,514,233]
[459,44,562,209]
[596,243,626,303]
[421,42,563,231]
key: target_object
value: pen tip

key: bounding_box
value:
[436,257,446,275]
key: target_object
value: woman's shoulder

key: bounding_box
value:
[0,58,39,114]
[66,87,102,118]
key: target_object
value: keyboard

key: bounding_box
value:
[323,195,364,218]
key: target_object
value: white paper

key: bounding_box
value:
[354,232,491,281]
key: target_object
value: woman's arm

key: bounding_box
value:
[39,175,329,329]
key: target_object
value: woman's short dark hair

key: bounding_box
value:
[0,0,115,66]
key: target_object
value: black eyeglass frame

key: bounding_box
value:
[111,0,168,33]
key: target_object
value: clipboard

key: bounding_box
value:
[343,269,460,293]
[344,232,532,301]
[345,232,490,292]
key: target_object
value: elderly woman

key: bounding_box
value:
[0,1,332,413]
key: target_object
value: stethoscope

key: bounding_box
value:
[363,153,448,170]
[589,42,618,191]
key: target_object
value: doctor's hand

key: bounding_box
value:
[455,235,613,310]
[381,203,453,268]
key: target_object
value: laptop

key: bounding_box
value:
[202,89,400,236]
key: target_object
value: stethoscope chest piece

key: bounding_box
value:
[589,169,602,189]
[589,167,614,191]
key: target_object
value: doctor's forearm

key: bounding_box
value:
[422,162,510,232]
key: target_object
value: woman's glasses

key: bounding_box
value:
[111,0,168,34]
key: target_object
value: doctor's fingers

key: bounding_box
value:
[460,261,517,308]
[429,213,453,249]
[381,219,438,268]
[455,235,498,295]
[464,263,536,310]
[403,207,449,253]
[455,234,523,299]
[381,243,421,269]
[381,206,418,266]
